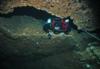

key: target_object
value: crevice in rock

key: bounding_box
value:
[0,6,57,21]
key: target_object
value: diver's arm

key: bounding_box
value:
[70,22,83,33]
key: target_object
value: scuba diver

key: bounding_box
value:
[43,16,82,39]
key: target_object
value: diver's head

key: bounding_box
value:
[64,16,73,22]
[65,19,70,23]
[47,18,51,23]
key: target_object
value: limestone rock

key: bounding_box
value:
[0,0,98,30]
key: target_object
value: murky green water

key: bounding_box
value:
[0,14,99,69]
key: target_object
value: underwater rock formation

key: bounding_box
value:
[0,1,100,69]
[0,0,98,30]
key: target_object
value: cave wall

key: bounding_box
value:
[0,6,57,21]
[0,0,99,30]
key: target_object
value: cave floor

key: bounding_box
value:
[0,33,81,69]
[0,15,100,69]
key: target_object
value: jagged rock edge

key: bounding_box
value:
[0,5,62,18]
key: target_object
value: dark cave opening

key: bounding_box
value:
[0,6,57,21]
[80,0,100,36]
[86,0,100,27]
